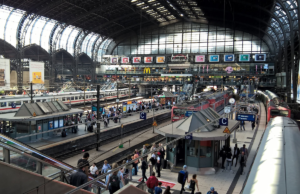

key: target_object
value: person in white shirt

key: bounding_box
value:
[89,163,98,177]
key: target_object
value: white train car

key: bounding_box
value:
[0,88,135,113]
[242,117,300,194]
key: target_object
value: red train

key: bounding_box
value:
[171,90,233,122]
[257,90,291,122]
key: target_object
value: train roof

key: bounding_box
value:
[243,117,300,194]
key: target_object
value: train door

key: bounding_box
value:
[176,139,185,167]
[213,141,220,167]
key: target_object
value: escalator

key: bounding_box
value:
[101,81,111,90]
[0,133,106,193]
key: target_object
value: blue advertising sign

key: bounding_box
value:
[185,111,197,117]
[264,64,268,69]
[255,54,266,61]
[236,114,256,121]
[239,54,250,62]
[219,118,228,126]
[185,132,193,140]
[92,105,103,113]
[48,121,54,130]
[224,54,235,62]
[140,112,147,120]
[209,55,219,62]
[59,119,64,127]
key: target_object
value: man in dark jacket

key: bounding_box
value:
[141,157,148,182]
[232,144,240,167]
[70,162,88,190]
[219,146,227,169]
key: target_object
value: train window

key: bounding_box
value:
[42,99,46,102]
[36,100,41,102]
[1,102,6,107]
[62,97,66,101]
[23,101,28,104]
[79,96,82,99]
[173,109,185,116]
[270,110,289,117]
[67,97,70,101]
[16,101,21,105]
[8,102,13,106]
[71,97,74,100]
[75,96,78,100]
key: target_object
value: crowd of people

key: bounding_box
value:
[219,144,249,175]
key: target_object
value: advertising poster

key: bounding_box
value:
[209,55,219,62]
[29,61,44,84]
[195,55,205,62]
[121,57,129,63]
[48,121,54,130]
[156,56,165,63]
[54,120,58,129]
[224,54,235,62]
[144,57,153,63]
[239,54,250,62]
[111,57,118,64]
[133,57,141,63]
[59,119,64,127]
[0,59,10,90]
[255,54,266,61]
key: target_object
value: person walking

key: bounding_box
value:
[101,160,111,174]
[240,144,249,157]
[189,174,200,194]
[117,167,125,189]
[207,187,218,194]
[146,172,158,194]
[106,170,120,194]
[69,162,88,190]
[225,149,233,172]
[126,156,133,180]
[149,152,156,177]
[240,121,245,131]
[232,144,240,167]
[154,182,163,194]
[141,157,148,182]
[89,163,99,178]
[163,186,171,194]
[77,153,90,178]
[156,152,161,177]
[142,145,148,155]
[178,165,189,194]
[239,151,247,175]
[219,146,227,169]
[133,151,139,175]
[251,121,255,130]
[150,143,157,152]
[159,143,165,168]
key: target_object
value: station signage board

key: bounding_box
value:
[239,54,250,62]
[255,54,266,62]
[209,55,219,62]
[185,132,193,140]
[224,54,235,62]
[195,55,205,62]
[236,114,256,121]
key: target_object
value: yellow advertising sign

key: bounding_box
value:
[32,72,44,84]
[144,68,151,74]
[156,56,165,63]
[127,101,132,105]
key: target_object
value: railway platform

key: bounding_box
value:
[127,102,267,194]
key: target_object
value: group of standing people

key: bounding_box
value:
[219,144,249,175]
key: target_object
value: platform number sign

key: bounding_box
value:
[185,132,193,140]
[140,112,147,120]
[219,118,228,126]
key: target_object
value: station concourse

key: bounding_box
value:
[0,0,299,194]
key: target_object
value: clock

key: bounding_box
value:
[229,98,235,104]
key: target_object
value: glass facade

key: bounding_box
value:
[112,22,270,55]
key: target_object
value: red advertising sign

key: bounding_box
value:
[38,126,41,131]
[144,57,153,63]
[133,57,141,63]
[122,57,129,63]
[138,178,176,188]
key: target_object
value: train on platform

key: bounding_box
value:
[171,90,233,122]
[257,90,291,122]
[0,88,135,113]
[242,117,300,194]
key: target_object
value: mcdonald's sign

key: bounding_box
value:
[144,68,151,74]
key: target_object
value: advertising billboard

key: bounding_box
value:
[144,57,153,63]
[209,55,219,62]
[195,55,205,62]
[0,58,10,90]
[224,54,235,62]
[255,54,266,61]
[110,57,118,64]
[156,56,165,63]
[29,61,44,84]
[132,57,141,63]
[239,54,250,62]
[121,57,129,63]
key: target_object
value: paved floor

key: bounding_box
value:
[25,108,171,150]
[127,102,266,194]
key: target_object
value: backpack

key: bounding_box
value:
[177,171,185,184]
[110,174,120,189]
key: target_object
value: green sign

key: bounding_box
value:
[239,54,250,62]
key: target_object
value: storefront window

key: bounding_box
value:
[200,141,212,158]
[187,140,199,157]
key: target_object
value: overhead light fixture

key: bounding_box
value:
[180,14,184,17]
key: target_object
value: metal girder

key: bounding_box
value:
[139,0,168,21]
[19,14,40,53]
[181,0,200,19]
[158,0,187,21]
[91,35,101,61]
[277,0,295,102]
[94,38,108,63]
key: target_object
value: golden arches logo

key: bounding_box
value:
[144,68,151,74]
